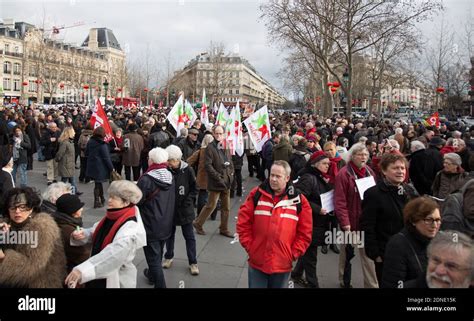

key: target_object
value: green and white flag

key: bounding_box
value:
[167,94,196,137]
[216,102,229,127]
[243,105,271,153]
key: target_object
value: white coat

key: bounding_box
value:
[71,206,147,288]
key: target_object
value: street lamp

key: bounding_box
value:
[103,78,109,104]
[342,69,349,114]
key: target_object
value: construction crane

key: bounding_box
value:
[45,21,95,37]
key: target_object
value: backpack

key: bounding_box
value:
[252,189,302,214]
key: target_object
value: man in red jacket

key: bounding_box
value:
[237,160,312,288]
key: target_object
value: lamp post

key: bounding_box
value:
[342,69,349,115]
[103,79,109,105]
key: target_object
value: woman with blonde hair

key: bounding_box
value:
[55,126,81,195]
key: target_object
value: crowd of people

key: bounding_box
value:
[0,103,472,289]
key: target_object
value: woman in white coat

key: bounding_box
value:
[65,180,147,288]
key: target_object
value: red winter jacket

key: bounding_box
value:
[237,184,312,274]
[334,164,376,231]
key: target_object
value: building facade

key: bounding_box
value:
[0,19,127,105]
[171,52,285,109]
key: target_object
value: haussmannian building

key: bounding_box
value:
[171,52,285,109]
[0,18,127,105]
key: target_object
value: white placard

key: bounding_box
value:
[320,190,335,213]
[355,176,376,200]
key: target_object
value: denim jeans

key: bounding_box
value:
[37,145,45,161]
[143,240,166,288]
[164,223,197,265]
[62,176,79,194]
[12,162,27,187]
[248,266,290,288]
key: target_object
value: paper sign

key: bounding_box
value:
[355,176,376,200]
[320,190,335,213]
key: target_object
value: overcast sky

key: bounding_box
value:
[1,0,473,97]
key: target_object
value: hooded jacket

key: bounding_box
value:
[171,161,197,226]
[137,166,175,241]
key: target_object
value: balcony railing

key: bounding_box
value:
[3,69,11,74]
[4,51,23,58]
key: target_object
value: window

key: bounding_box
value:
[29,82,36,92]
[13,79,20,91]
[29,66,36,77]
[3,78,11,90]
[14,46,19,53]
[236,90,239,95]
[13,63,21,75]
[229,89,233,94]
[4,44,9,53]
[3,61,11,73]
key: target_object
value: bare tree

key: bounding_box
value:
[261,0,441,116]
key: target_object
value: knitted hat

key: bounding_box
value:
[56,194,85,216]
[309,150,329,164]
[444,153,462,166]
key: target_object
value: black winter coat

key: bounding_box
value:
[12,134,31,165]
[40,129,61,160]
[409,149,434,195]
[360,180,418,261]
[177,137,200,161]
[137,169,175,241]
[171,162,197,226]
[295,166,333,245]
[381,226,430,288]
[85,136,114,181]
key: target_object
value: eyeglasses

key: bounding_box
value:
[429,256,470,273]
[423,218,442,225]
[8,204,31,212]
[443,161,455,166]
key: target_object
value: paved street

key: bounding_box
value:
[27,158,364,289]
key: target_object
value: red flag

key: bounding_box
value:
[90,99,114,142]
[428,112,440,128]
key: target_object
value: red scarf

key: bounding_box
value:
[114,136,123,148]
[327,156,342,184]
[349,161,367,179]
[92,205,136,251]
[144,162,168,174]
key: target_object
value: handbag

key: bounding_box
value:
[110,170,122,181]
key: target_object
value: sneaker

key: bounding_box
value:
[162,259,173,269]
[291,275,308,287]
[189,264,199,275]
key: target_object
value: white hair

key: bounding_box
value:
[395,128,403,135]
[180,128,188,137]
[165,145,183,160]
[452,131,462,139]
[108,180,143,204]
[148,147,169,164]
[387,139,400,150]
[42,182,72,204]
[410,140,426,152]
[344,142,368,163]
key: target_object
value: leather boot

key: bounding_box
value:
[93,187,102,208]
[98,183,105,205]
